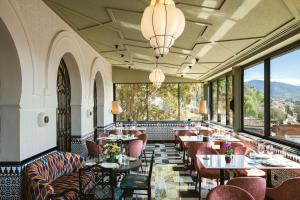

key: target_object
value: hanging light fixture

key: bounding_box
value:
[149,57,165,88]
[141,0,185,56]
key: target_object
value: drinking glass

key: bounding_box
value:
[257,143,265,154]
[266,145,274,156]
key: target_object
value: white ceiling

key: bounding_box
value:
[44,0,300,80]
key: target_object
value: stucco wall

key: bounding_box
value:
[0,0,113,162]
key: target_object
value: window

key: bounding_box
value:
[209,73,233,126]
[218,78,226,124]
[212,81,218,121]
[179,83,204,120]
[243,63,264,135]
[227,75,233,125]
[115,84,148,121]
[114,82,203,121]
[270,48,300,144]
[148,83,178,121]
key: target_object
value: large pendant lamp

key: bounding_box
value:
[141,0,185,56]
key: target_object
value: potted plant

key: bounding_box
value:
[103,143,121,162]
[223,142,233,163]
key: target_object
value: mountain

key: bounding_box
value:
[245,80,300,100]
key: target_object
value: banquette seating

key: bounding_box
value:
[24,151,94,200]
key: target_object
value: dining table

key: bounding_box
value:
[179,135,241,143]
[83,158,142,199]
[197,154,300,186]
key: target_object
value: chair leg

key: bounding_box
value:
[148,188,151,199]
[198,177,202,200]
[143,150,148,166]
[195,174,199,190]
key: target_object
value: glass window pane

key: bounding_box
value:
[115,84,148,121]
[227,75,233,126]
[148,83,178,121]
[179,83,203,120]
[243,63,265,134]
[212,81,218,121]
[270,48,300,144]
[218,78,226,124]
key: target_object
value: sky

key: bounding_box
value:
[244,48,300,85]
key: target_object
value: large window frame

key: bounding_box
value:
[113,82,203,122]
[242,42,300,149]
[209,72,234,127]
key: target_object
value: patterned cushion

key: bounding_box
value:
[120,174,148,189]
[25,152,85,200]
[51,171,95,200]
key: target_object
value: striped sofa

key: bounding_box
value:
[24,151,94,200]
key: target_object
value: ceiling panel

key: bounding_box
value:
[44,0,299,80]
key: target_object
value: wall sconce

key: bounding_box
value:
[38,113,49,127]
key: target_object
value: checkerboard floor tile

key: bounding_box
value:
[125,143,218,200]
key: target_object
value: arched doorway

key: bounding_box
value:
[57,59,71,152]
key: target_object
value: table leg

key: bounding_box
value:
[267,169,272,187]
[220,169,225,185]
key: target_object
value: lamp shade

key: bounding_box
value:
[149,68,165,88]
[111,101,123,114]
[198,100,207,114]
[141,0,185,55]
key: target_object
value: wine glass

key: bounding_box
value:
[266,145,274,156]
[257,143,265,154]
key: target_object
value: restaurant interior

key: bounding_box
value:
[1,0,300,199]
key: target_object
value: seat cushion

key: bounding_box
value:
[51,171,95,200]
[120,174,148,189]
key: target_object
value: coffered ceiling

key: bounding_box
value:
[44,0,300,80]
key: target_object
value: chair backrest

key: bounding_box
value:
[219,142,245,154]
[137,133,148,149]
[127,139,143,157]
[183,130,197,136]
[266,177,300,200]
[133,130,143,137]
[194,147,218,172]
[187,142,211,159]
[109,130,122,135]
[86,140,99,158]
[148,151,155,186]
[122,130,129,135]
[207,185,255,200]
[227,177,266,200]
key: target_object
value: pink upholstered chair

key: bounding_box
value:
[126,139,143,158]
[207,185,255,200]
[181,131,197,163]
[97,133,109,146]
[227,177,266,200]
[219,142,245,154]
[266,177,300,200]
[122,130,129,135]
[187,142,211,171]
[86,140,103,158]
[109,130,122,135]
[133,130,143,137]
[136,133,148,165]
[194,147,229,199]
[200,129,214,136]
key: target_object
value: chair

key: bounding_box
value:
[187,142,211,172]
[227,177,266,200]
[133,130,143,137]
[266,177,300,200]
[86,140,103,158]
[109,130,122,135]
[219,142,245,154]
[126,139,143,158]
[194,147,229,199]
[181,130,197,163]
[136,133,148,165]
[206,185,255,200]
[120,151,154,199]
[122,130,129,135]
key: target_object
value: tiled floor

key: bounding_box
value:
[129,143,218,200]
